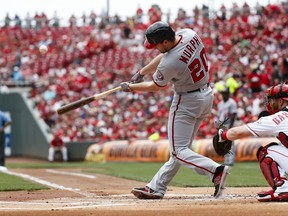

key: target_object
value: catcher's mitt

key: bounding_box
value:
[213,118,232,156]
[213,131,232,156]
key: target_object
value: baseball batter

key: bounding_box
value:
[120,21,229,199]
[217,83,288,202]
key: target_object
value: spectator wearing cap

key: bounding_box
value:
[247,68,262,94]
[48,131,68,162]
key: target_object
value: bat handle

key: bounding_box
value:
[93,86,122,99]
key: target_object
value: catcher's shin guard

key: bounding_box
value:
[257,143,286,189]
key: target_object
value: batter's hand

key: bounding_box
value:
[120,82,133,92]
[131,71,144,83]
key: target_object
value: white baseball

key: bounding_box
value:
[39,45,48,54]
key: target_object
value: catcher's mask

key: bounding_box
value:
[144,21,175,49]
[264,83,288,114]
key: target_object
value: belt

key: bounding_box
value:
[187,83,209,93]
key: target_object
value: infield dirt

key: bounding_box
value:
[0,158,287,216]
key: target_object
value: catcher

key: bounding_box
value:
[213,83,288,202]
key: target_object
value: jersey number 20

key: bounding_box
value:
[188,48,208,83]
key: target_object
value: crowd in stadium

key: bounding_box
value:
[0,2,287,142]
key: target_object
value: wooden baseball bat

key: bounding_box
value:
[56,86,122,115]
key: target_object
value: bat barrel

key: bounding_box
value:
[56,96,95,115]
[56,86,122,115]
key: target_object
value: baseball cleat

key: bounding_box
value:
[131,186,164,199]
[213,165,229,198]
[257,190,288,202]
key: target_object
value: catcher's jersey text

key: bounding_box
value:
[272,112,288,125]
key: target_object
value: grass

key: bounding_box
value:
[1,161,268,192]
[0,172,49,191]
[83,161,268,187]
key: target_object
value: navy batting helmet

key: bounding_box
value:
[144,21,175,49]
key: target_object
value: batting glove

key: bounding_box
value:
[120,82,133,92]
[131,71,144,83]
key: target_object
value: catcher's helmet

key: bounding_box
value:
[265,83,288,113]
[144,21,175,49]
[265,83,288,100]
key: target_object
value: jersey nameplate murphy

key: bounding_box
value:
[153,29,209,93]
[179,33,202,64]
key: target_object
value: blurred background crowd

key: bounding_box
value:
[0,1,287,143]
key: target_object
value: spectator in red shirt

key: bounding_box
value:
[48,132,68,162]
[135,5,143,24]
[247,68,262,93]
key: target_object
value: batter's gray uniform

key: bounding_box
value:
[146,28,221,194]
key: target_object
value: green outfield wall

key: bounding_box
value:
[0,92,93,161]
